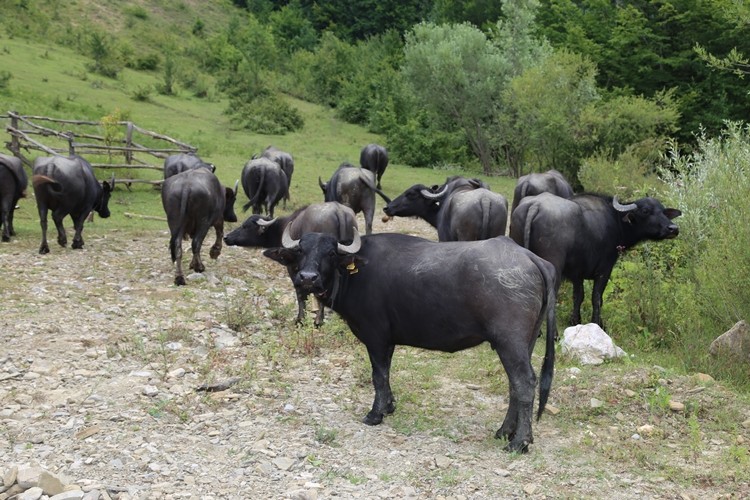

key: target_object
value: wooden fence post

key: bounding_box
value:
[125,122,133,164]
[9,111,19,157]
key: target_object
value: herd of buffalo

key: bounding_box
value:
[0,145,681,453]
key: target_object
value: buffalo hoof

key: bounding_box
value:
[194,264,205,273]
[2,235,9,242]
[363,411,384,426]
[209,247,221,259]
[174,276,186,286]
[39,244,50,255]
[503,438,530,454]
[495,425,515,442]
[57,237,67,247]
[72,240,84,249]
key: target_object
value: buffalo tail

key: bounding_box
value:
[536,262,557,421]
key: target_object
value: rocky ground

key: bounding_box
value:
[2,214,750,499]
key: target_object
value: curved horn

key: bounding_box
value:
[233,179,239,196]
[281,224,300,249]
[318,176,327,190]
[612,196,637,212]
[420,184,448,200]
[255,217,277,227]
[337,228,361,254]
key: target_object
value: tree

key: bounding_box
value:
[402,22,508,173]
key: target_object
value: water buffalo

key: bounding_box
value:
[0,153,28,242]
[161,169,238,285]
[264,228,557,453]
[511,169,574,213]
[241,157,288,218]
[384,176,508,241]
[260,146,294,206]
[318,162,391,234]
[359,143,388,189]
[163,152,215,179]
[224,201,358,326]
[32,155,114,254]
[510,192,681,327]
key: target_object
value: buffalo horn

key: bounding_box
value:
[420,184,448,200]
[281,224,300,249]
[612,196,637,212]
[318,176,327,191]
[255,217,276,227]
[233,179,239,196]
[337,228,361,254]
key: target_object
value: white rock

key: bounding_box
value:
[561,324,627,365]
[50,491,85,500]
[19,486,44,500]
[142,385,159,397]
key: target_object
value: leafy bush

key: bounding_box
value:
[227,93,304,134]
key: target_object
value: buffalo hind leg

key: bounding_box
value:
[494,346,537,453]
[53,212,67,248]
[363,344,396,425]
[189,227,210,273]
[209,224,223,260]
[38,206,50,254]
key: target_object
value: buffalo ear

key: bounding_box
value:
[664,208,682,219]
[263,248,298,266]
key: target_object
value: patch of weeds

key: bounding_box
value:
[724,444,750,480]
[344,472,367,485]
[223,286,258,333]
[685,412,703,459]
[147,399,170,418]
[315,426,338,446]
[646,386,672,415]
[435,468,467,488]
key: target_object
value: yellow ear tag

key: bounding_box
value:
[346,262,358,275]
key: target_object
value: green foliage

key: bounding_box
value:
[85,31,122,78]
[307,32,355,107]
[0,70,11,92]
[228,92,305,134]
[502,49,596,178]
[268,1,318,53]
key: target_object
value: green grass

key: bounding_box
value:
[0,34,515,240]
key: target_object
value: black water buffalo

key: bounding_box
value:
[32,155,114,254]
[0,153,28,242]
[359,143,388,189]
[241,157,288,218]
[260,146,294,205]
[511,170,574,213]
[384,176,508,241]
[264,229,557,453]
[510,192,681,327]
[318,163,391,235]
[161,169,238,285]
[224,201,358,326]
[163,152,215,179]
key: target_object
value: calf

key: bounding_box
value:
[32,155,114,254]
[224,202,358,325]
[161,169,238,285]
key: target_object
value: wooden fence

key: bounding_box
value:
[3,111,198,186]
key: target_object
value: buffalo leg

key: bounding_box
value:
[52,212,67,248]
[189,227,210,273]
[364,208,374,235]
[71,213,87,249]
[570,279,584,325]
[591,273,611,328]
[313,297,326,327]
[294,288,308,325]
[363,344,396,425]
[494,346,537,453]
[1,207,9,242]
[169,229,186,286]
[37,205,50,254]
[209,224,223,260]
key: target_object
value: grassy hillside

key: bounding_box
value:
[0,34,514,237]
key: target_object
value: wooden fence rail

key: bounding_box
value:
[2,111,197,186]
